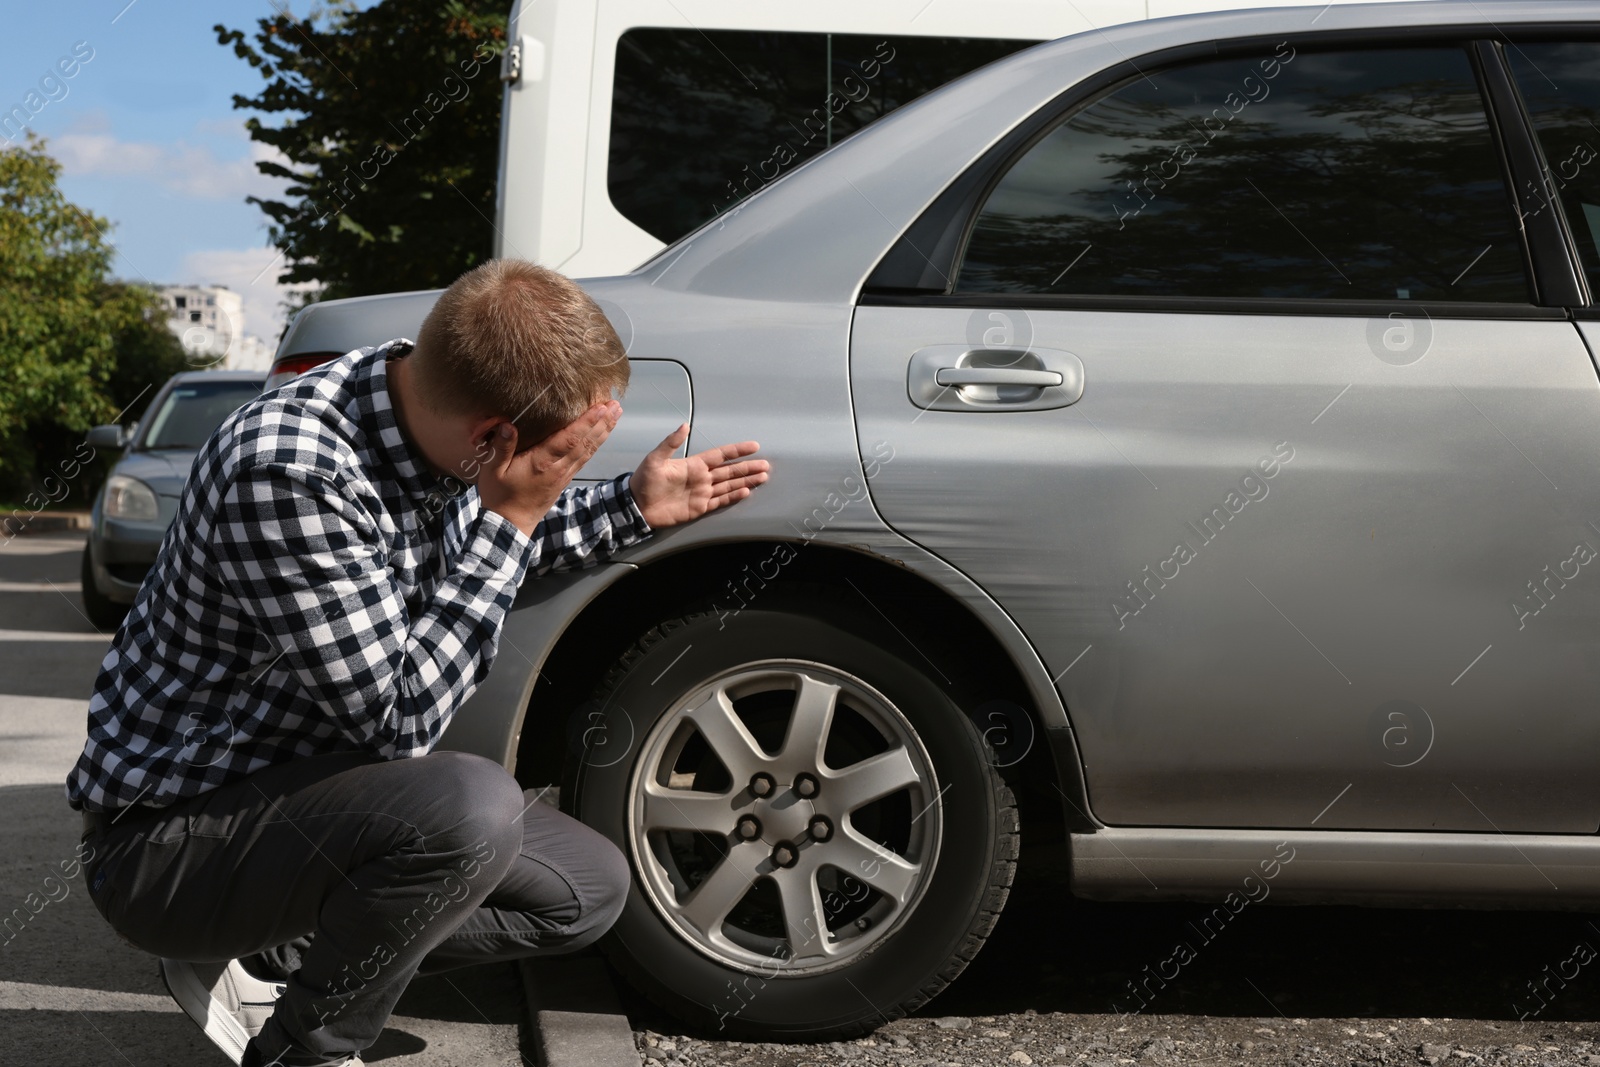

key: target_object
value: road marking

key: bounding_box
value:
[0,981,171,1012]
[0,629,110,643]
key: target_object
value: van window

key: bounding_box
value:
[609,30,1038,244]
[957,46,1531,302]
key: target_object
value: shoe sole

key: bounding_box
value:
[159,959,249,1065]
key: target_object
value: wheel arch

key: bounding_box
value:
[510,537,1098,837]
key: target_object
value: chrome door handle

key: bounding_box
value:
[936,368,1064,388]
[908,345,1084,412]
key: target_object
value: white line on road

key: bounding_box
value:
[0,981,173,1013]
[0,629,110,643]
[0,538,85,555]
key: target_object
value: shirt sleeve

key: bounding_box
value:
[527,471,654,576]
[206,461,536,759]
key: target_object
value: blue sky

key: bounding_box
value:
[1,1,376,340]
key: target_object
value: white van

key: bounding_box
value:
[490,0,1406,279]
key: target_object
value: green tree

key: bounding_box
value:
[216,0,506,305]
[0,135,183,502]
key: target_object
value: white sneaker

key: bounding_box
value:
[159,957,285,1065]
[243,1044,363,1067]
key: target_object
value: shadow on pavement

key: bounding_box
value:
[929,844,1600,1025]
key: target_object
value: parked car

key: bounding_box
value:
[81,371,266,629]
[265,0,1600,1042]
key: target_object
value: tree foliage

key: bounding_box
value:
[216,0,507,305]
[0,135,183,500]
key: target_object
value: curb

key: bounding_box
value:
[519,952,639,1067]
[2,512,91,537]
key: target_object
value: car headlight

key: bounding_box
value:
[104,474,160,522]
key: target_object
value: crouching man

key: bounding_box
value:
[65,259,770,1066]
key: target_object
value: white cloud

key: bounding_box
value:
[52,134,291,201]
[176,246,318,343]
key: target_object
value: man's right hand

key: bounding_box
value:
[477,400,621,537]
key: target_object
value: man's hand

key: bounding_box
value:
[631,423,770,529]
[478,401,621,537]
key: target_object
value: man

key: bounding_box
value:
[65,259,771,1066]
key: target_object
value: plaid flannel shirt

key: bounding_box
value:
[67,339,653,813]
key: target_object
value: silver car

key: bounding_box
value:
[267,0,1600,1039]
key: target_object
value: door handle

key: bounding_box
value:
[908,345,1084,412]
[936,368,1064,388]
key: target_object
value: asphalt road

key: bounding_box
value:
[0,533,528,1067]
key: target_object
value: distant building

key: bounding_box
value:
[156,284,274,372]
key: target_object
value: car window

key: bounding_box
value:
[957,45,1531,302]
[139,380,262,451]
[1504,42,1600,299]
[610,30,1038,246]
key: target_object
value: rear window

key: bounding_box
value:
[958,45,1531,302]
[609,29,1038,245]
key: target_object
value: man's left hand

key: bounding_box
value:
[631,423,770,529]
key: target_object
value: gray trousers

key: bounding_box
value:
[80,749,629,1063]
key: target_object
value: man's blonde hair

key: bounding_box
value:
[411,259,629,447]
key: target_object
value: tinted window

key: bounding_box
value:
[140,381,262,451]
[1505,42,1600,298]
[610,30,1037,244]
[958,46,1530,302]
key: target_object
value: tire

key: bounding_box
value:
[566,590,1018,1040]
[80,545,127,632]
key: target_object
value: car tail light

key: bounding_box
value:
[264,352,341,392]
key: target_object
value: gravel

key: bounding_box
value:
[634,1015,1600,1067]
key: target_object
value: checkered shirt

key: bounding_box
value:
[66,339,653,813]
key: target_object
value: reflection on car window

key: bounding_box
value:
[610,30,1037,245]
[1505,42,1600,298]
[958,46,1530,302]
[140,381,262,450]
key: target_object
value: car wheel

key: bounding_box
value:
[567,591,1017,1040]
[80,545,127,632]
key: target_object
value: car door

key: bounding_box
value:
[850,34,1600,832]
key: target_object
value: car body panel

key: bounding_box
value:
[1071,827,1591,908]
[852,308,1600,834]
[1577,322,1600,385]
